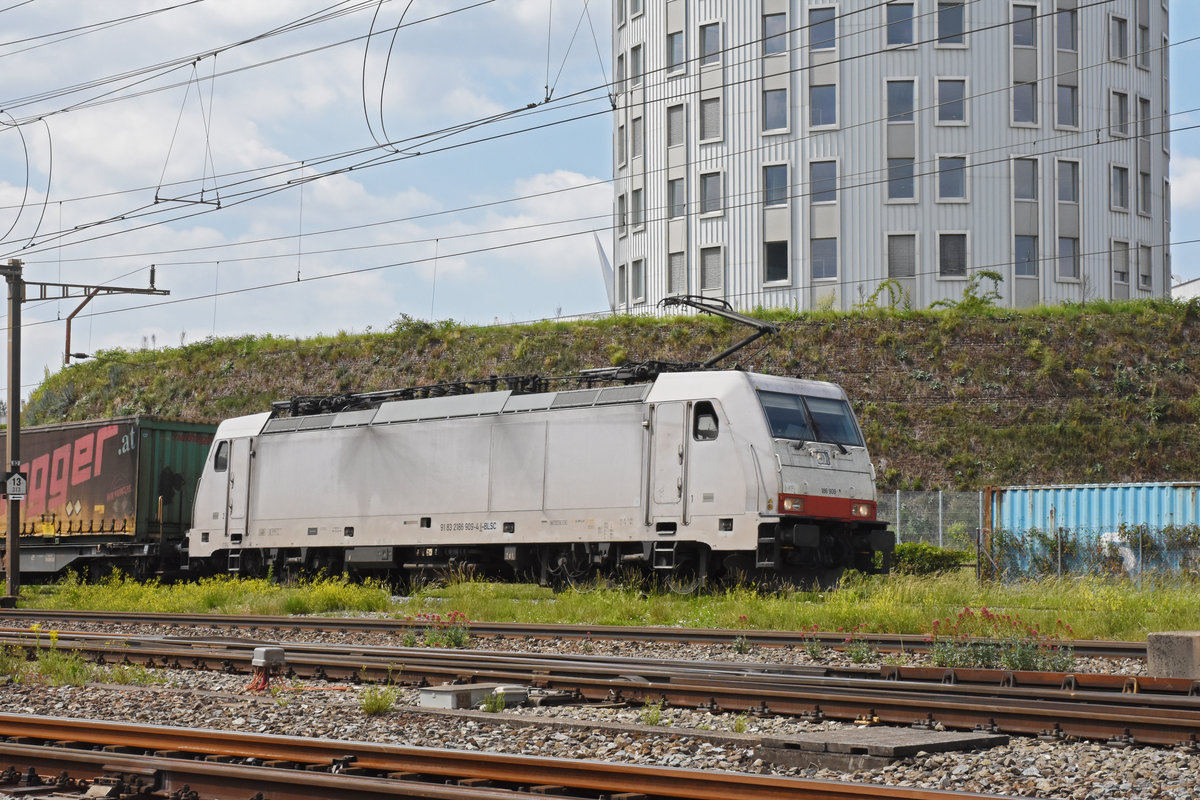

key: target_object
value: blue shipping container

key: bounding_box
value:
[985,482,1200,577]
[987,482,1200,533]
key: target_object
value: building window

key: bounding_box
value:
[667,104,684,147]
[1137,24,1150,69]
[1057,9,1077,51]
[764,164,788,206]
[887,80,915,121]
[1015,235,1038,276]
[630,0,642,17]
[617,264,627,304]
[1110,91,1129,136]
[1057,85,1078,128]
[700,22,721,66]
[1139,97,1152,139]
[811,161,836,203]
[630,188,643,227]
[616,0,625,27]
[630,116,643,159]
[666,32,685,73]
[810,8,836,50]
[700,97,721,141]
[1057,238,1080,280]
[1012,5,1036,48]
[1057,160,1079,203]
[1014,158,1037,200]
[1139,170,1151,216]
[764,241,789,283]
[1013,82,1037,124]
[810,84,836,126]
[1111,166,1129,210]
[938,156,966,200]
[630,44,643,87]
[937,79,965,123]
[700,172,722,214]
[1110,16,1128,61]
[615,54,625,93]
[668,251,686,294]
[812,238,837,280]
[764,88,788,131]
[617,194,626,235]
[617,123,626,165]
[668,178,686,218]
[937,2,964,45]
[700,246,722,289]
[887,3,914,46]
[1139,245,1152,289]
[939,233,967,277]
[888,158,915,200]
[1111,240,1129,284]
[763,13,787,56]
[888,234,916,278]
[631,259,645,302]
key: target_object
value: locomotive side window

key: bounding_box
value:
[213,441,230,472]
[758,391,814,441]
[693,402,719,440]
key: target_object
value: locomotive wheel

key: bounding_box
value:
[667,558,701,594]
[556,548,597,593]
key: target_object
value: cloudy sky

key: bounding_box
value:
[0,1,1197,400]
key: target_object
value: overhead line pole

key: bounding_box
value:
[0,260,167,606]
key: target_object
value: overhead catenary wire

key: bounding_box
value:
[0,0,1159,268]
[0,0,1180,335]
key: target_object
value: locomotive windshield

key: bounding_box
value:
[757,391,863,447]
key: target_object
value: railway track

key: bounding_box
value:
[0,627,1194,748]
[0,714,1016,800]
[0,608,1147,660]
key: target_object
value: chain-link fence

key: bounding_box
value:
[981,525,1200,582]
[877,491,982,552]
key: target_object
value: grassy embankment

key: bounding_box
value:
[23,299,1200,491]
[17,572,1199,642]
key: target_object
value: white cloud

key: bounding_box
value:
[1171,155,1200,210]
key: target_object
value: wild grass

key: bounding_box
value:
[17,570,1199,642]
[22,572,393,616]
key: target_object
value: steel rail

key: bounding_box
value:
[0,714,1014,800]
[0,628,1188,701]
[0,630,1196,747]
[0,608,1147,659]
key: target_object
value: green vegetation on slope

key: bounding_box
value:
[24,299,1200,491]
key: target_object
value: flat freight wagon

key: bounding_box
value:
[0,417,216,581]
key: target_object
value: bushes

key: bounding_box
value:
[893,542,971,575]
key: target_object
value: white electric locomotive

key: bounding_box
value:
[186,369,894,587]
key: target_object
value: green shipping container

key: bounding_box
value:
[0,416,216,580]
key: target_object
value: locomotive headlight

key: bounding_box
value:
[851,502,875,519]
[781,496,806,513]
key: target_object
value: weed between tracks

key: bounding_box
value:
[16,570,1200,642]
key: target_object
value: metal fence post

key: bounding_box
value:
[895,490,901,544]
[938,490,944,548]
[1057,528,1062,578]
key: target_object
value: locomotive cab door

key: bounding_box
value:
[224,437,253,540]
[648,402,687,525]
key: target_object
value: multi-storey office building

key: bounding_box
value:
[611,1,1171,311]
